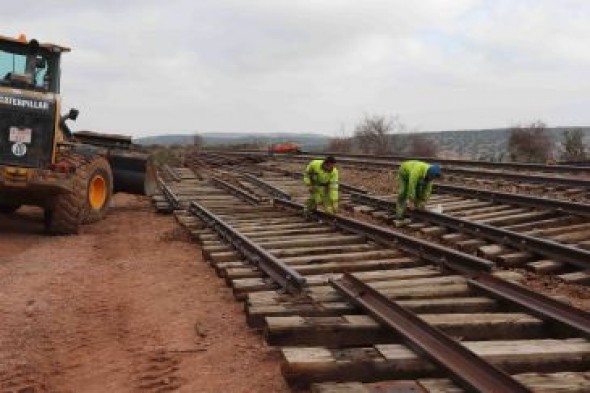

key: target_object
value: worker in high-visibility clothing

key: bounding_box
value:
[303,156,339,214]
[396,160,442,219]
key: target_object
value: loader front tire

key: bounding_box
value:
[44,155,87,235]
[82,157,113,224]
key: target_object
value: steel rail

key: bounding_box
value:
[449,262,590,337]
[210,150,590,174]
[435,184,590,218]
[210,177,261,205]
[157,176,180,210]
[162,164,181,182]
[274,198,494,271]
[340,183,369,194]
[241,173,292,200]
[188,201,306,294]
[331,273,531,393]
[274,198,590,336]
[277,155,590,189]
[319,151,590,174]
[216,151,590,189]
[350,192,590,270]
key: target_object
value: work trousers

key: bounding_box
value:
[305,185,335,214]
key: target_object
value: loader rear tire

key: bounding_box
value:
[0,204,21,214]
[82,157,113,224]
[44,155,88,235]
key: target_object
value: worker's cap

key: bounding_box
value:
[427,164,442,177]
[324,156,337,164]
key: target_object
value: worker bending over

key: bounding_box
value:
[304,156,339,214]
[396,160,441,219]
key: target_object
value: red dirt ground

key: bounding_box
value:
[0,194,289,393]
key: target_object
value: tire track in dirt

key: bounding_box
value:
[0,194,288,393]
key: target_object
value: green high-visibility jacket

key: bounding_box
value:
[303,159,339,203]
[398,160,433,204]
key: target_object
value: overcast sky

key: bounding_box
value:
[2,0,589,137]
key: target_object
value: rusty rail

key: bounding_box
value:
[331,273,531,393]
[188,200,306,294]
[210,177,261,205]
[158,176,180,210]
[274,198,590,337]
[211,150,590,174]
[162,164,181,182]
[217,151,590,189]
[274,198,494,271]
[450,263,590,337]
[351,192,590,270]
[241,173,292,200]
[435,184,590,218]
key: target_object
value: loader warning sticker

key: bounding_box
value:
[11,143,27,157]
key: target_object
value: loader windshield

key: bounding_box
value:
[0,48,51,91]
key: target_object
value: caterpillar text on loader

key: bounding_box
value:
[0,34,156,234]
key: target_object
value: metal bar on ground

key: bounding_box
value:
[273,198,494,271]
[188,201,306,294]
[350,192,590,270]
[211,150,590,175]
[319,151,590,174]
[435,184,590,217]
[241,173,292,200]
[274,198,590,336]
[231,152,590,189]
[210,177,261,205]
[330,273,531,393]
[449,263,590,338]
[158,176,180,210]
[162,164,181,182]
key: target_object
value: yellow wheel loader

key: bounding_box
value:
[0,34,156,234]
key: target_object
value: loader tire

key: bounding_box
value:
[82,157,113,224]
[0,204,21,214]
[44,155,87,235]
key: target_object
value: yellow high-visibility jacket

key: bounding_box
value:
[398,160,433,203]
[303,159,339,203]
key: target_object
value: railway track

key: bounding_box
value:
[302,151,590,176]
[211,151,590,202]
[154,165,590,392]
[213,165,590,285]
[213,149,590,176]
[348,192,590,284]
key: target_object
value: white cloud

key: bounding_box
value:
[1,0,588,136]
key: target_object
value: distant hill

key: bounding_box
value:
[135,127,590,159]
[135,132,330,151]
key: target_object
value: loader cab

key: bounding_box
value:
[0,35,71,169]
[0,35,67,93]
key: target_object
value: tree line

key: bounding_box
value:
[327,115,588,163]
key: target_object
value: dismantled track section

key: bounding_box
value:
[155,167,590,392]
[351,192,590,279]
[214,149,590,176]
[213,150,590,201]
[222,165,590,284]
